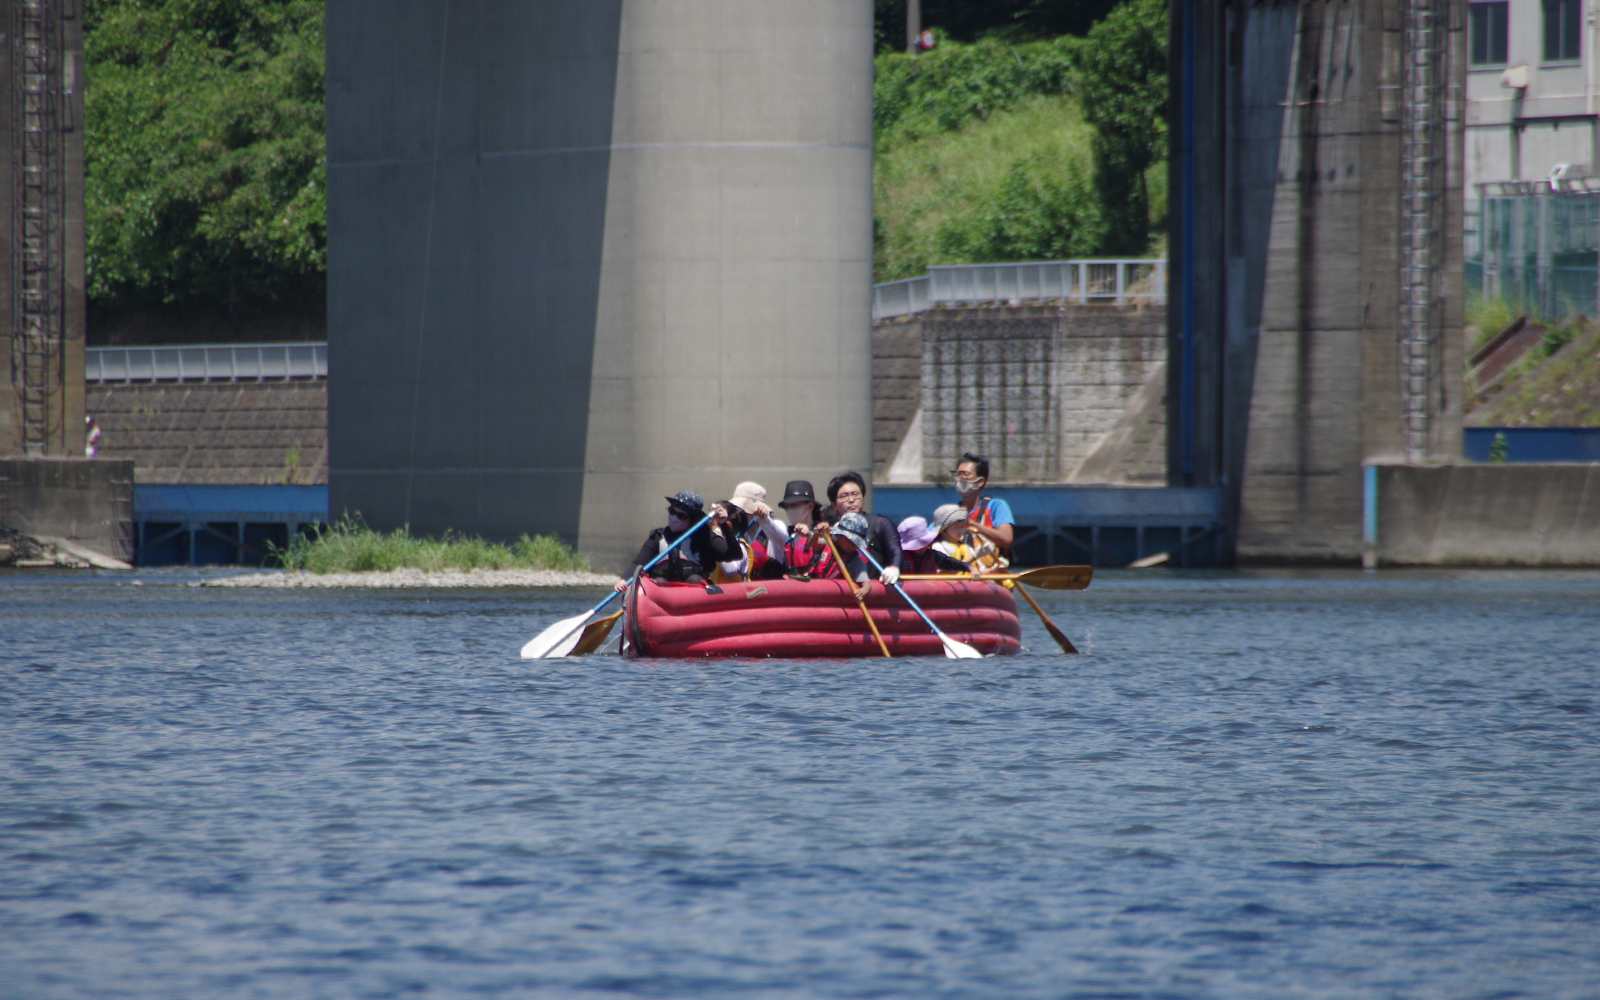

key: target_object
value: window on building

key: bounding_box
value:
[1471,3,1509,65]
[1544,0,1581,62]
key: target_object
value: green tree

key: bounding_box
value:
[84,0,325,313]
[1073,0,1167,254]
[935,157,1103,265]
[872,0,1123,53]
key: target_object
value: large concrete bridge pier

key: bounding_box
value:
[327,1,873,571]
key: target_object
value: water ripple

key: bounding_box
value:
[1,568,1598,998]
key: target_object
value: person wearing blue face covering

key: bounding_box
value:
[614,491,734,592]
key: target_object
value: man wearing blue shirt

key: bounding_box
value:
[952,452,1013,557]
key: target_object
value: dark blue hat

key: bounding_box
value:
[666,490,704,513]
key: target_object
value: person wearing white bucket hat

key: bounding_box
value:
[711,481,790,582]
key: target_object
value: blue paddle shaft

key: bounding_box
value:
[857,548,944,635]
[584,512,715,617]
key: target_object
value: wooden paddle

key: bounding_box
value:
[520,511,712,658]
[817,527,891,658]
[1003,579,1079,654]
[567,610,624,656]
[901,564,1093,590]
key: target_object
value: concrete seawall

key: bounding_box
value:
[87,382,327,485]
[874,303,1166,485]
[1376,463,1600,566]
[0,458,134,561]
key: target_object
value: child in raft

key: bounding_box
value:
[896,515,977,575]
[930,503,1008,574]
[823,512,878,602]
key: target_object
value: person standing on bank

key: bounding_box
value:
[952,452,1014,564]
[826,471,903,585]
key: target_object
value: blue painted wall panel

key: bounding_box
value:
[1463,428,1600,463]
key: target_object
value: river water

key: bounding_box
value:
[2,569,1598,999]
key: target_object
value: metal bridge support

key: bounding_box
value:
[1,0,86,459]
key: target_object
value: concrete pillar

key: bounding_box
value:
[327,1,873,571]
[1172,0,1464,564]
[0,2,87,458]
[575,1,874,570]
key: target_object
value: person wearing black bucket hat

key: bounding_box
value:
[778,480,817,531]
[614,490,734,591]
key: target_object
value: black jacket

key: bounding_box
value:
[630,522,732,582]
[862,511,904,572]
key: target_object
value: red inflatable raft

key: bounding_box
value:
[625,576,1023,658]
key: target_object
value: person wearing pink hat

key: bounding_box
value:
[897,515,977,576]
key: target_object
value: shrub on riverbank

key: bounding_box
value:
[270,518,590,574]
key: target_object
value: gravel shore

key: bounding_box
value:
[200,568,616,589]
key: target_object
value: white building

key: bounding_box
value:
[1466,0,1599,195]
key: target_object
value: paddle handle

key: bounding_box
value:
[818,527,891,658]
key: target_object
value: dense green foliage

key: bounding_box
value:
[873,0,1168,279]
[875,96,1105,280]
[1075,0,1167,255]
[874,36,1075,144]
[270,517,593,574]
[872,0,1122,52]
[84,0,324,312]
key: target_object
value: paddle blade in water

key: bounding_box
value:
[567,611,624,656]
[939,634,984,659]
[521,611,594,659]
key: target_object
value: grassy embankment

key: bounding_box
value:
[876,96,1167,280]
[270,518,591,574]
[1468,316,1600,427]
[872,6,1167,282]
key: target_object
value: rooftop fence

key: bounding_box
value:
[873,259,1166,322]
[88,343,328,384]
[1470,179,1600,319]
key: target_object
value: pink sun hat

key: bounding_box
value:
[897,515,939,551]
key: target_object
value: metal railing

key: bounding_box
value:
[87,343,328,384]
[1471,182,1600,320]
[873,259,1166,321]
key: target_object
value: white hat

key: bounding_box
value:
[728,481,767,515]
[931,504,967,534]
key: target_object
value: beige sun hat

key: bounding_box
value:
[931,503,968,533]
[728,481,767,515]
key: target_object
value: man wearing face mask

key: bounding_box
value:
[824,471,903,585]
[952,452,1014,562]
[614,491,733,592]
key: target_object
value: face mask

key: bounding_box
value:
[666,513,690,532]
[955,478,982,496]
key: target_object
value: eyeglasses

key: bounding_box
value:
[950,470,981,481]
[834,488,863,499]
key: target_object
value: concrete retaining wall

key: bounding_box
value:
[87,382,327,485]
[1376,463,1600,566]
[0,458,134,561]
[873,303,1165,484]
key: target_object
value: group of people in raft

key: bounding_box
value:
[615,452,1015,602]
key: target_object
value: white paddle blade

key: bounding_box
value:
[939,633,984,659]
[520,611,594,659]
